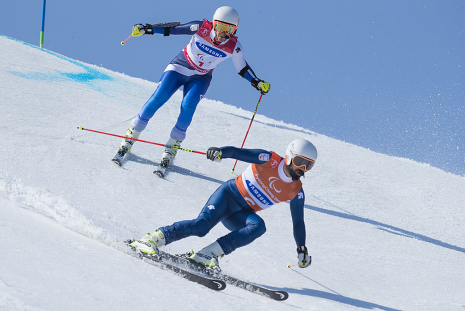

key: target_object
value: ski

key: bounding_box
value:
[157,250,289,301]
[153,166,166,178]
[153,159,169,178]
[217,272,288,301]
[111,152,124,167]
[112,153,168,176]
[111,146,130,167]
[125,240,226,291]
[111,157,123,167]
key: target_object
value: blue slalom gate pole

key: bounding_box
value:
[40,0,46,48]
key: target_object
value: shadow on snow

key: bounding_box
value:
[305,203,465,254]
[126,154,224,185]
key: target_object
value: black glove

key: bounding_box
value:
[251,78,270,95]
[297,246,311,268]
[132,24,154,36]
[207,147,222,162]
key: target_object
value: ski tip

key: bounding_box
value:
[111,158,122,167]
[273,290,289,301]
[77,126,83,130]
[212,280,226,291]
[231,169,235,173]
[154,170,164,178]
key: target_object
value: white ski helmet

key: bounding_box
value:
[285,139,318,170]
[213,6,240,27]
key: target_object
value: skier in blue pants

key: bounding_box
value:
[112,6,270,168]
[159,179,267,255]
[130,139,317,270]
[137,71,212,142]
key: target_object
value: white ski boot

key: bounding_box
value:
[129,229,166,255]
[160,137,182,168]
[112,126,141,166]
[188,241,225,271]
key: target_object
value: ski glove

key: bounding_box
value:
[297,246,311,268]
[207,147,222,162]
[251,78,270,95]
[132,24,154,36]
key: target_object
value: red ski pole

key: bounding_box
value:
[231,93,263,173]
[77,127,206,155]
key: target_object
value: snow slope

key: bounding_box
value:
[1,34,464,311]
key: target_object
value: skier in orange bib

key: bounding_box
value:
[130,139,316,270]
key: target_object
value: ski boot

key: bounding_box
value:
[154,137,182,178]
[112,126,141,166]
[128,229,166,256]
[186,241,224,272]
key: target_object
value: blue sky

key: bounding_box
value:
[1,0,463,175]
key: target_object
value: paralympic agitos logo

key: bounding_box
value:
[269,177,281,193]
[196,42,226,58]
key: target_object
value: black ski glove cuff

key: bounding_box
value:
[143,24,154,35]
[251,78,262,89]
[251,78,270,94]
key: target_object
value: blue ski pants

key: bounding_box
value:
[132,70,212,141]
[159,180,267,255]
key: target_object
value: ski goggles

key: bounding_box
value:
[213,20,237,35]
[291,155,315,172]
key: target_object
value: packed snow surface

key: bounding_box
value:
[1,35,464,310]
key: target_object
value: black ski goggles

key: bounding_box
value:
[291,155,315,172]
